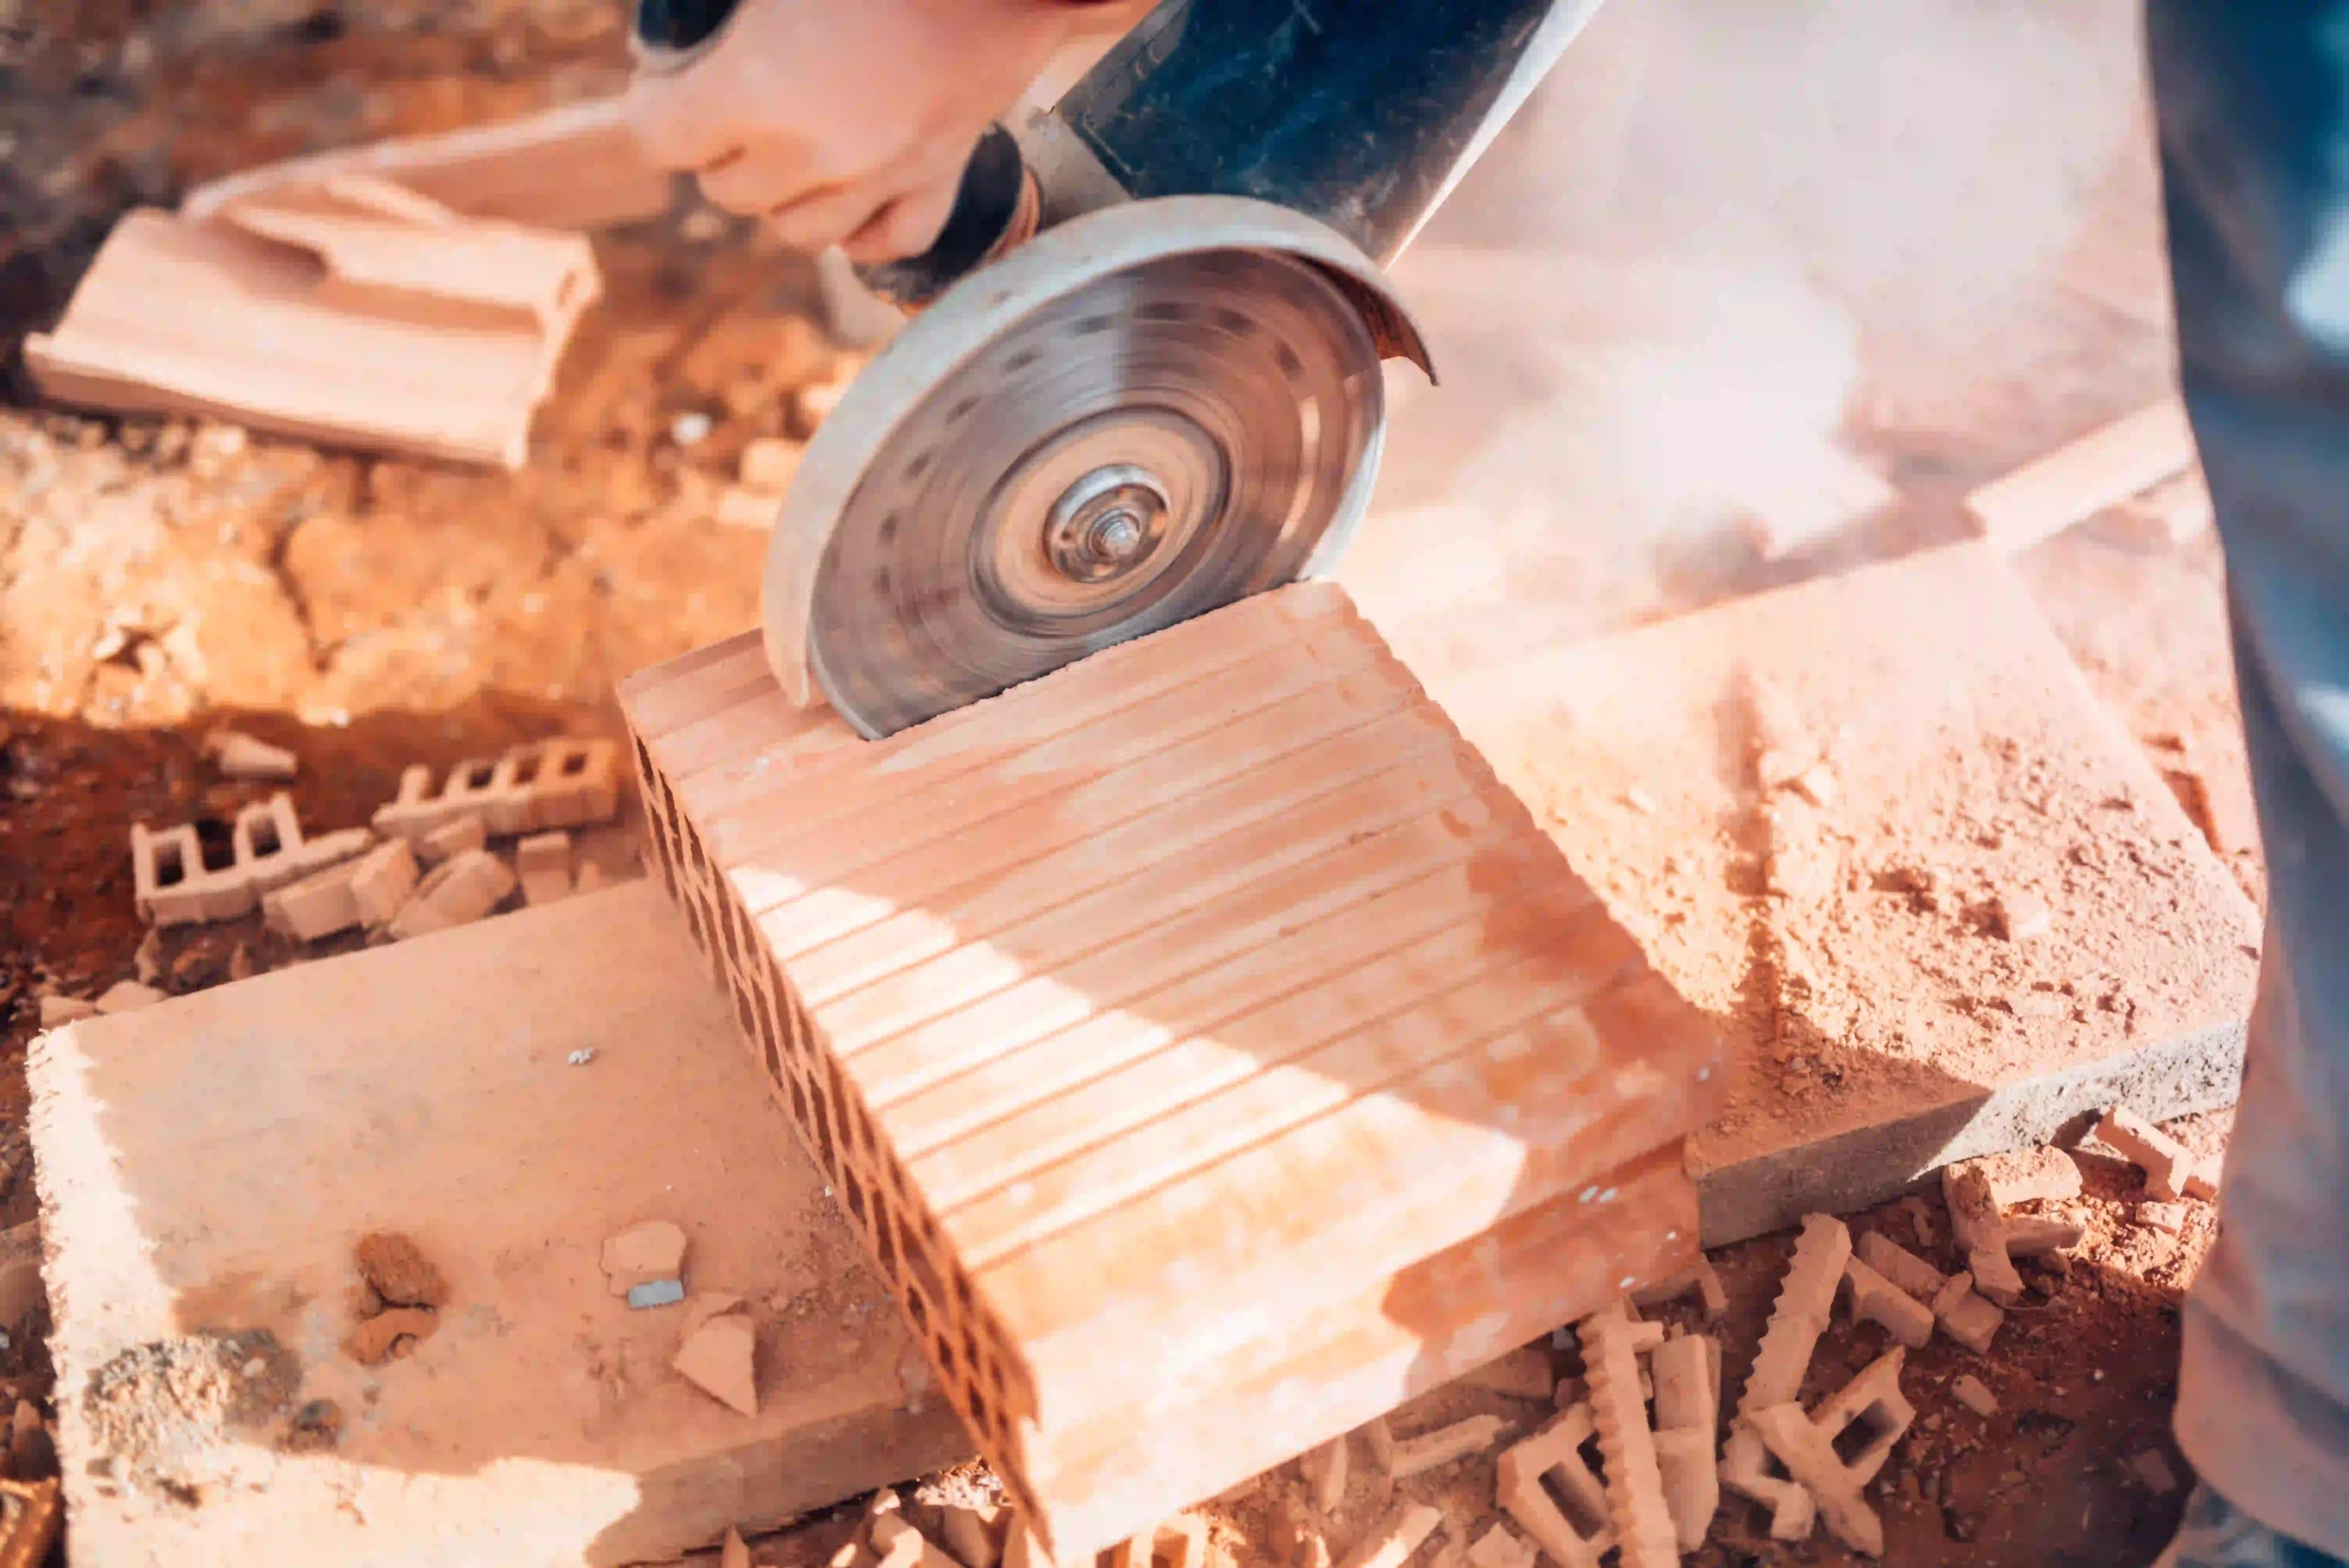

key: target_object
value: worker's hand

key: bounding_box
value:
[629,0,1146,263]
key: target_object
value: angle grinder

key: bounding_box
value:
[638,0,1605,738]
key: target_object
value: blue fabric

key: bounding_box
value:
[2149,2,2349,1557]
[2164,1485,2349,1568]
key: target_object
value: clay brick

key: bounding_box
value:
[1842,1257,1933,1349]
[2130,1449,2182,1496]
[419,814,489,865]
[1745,1349,1915,1558]
[518,830,573,906]
[264,838,419,941]
[1629,1255,1727,1320]
[37,996,95,1029]
[1578,1307,1674,1568]
[603,1219,688,1295]
[376,739,620,844]
[1464,1525,1533,1568]
[2096,1106,2219,1202]
[1853,1231,1945,1302]
[1497,1407,1612,1568]
[388,848,516,940]
[1334,1504,1442,1568]
[1300,1436,1349,1515]
[134,796,371,928]
[1387,1415,1508,1479]
[1433,543,2259,1247]
[1720,1213,1849,1541]
[1964,398,2197,555]
[182,95,674,234]
[1454,1347,1554,1402]
[1647,1333,1719,1552]
[1942,1162,2083,1308]
[27,192,600,470]
[1963,1146,2083,1208]
[1928,1273,2006,1354]
[618,584,1716,1559]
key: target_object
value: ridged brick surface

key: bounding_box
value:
[619,583,1720,1558]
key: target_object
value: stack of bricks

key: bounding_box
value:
[618,584,1723,1561]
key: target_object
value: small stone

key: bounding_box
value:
[2129,1449,2181,1496]
[671,411,714,447]
[1623,786,1658,815]
[37,995,95,1028]
[1951,1375,1998,1417]
[603,1219,689,1296]
[282,1398,343,1453]
[628,1278,686,1309]
[94,981,165,1015]
[2137,1201,2191,1234]
[1989,891,2052,941]
[738,438,801,494]
[205,728,298,782]
[567,1048,597,1067]
[674,1315,758,1416]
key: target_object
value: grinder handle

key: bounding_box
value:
[853,123,1038,310]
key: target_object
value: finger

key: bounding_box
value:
[625,71,732,172]
[696,141,831,218]
[840,172,963,264]
[763,176,890,252]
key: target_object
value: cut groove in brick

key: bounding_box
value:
[618,584,1718,1560]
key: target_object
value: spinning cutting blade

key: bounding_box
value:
[765,199,1396,739]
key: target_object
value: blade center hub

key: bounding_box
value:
[1045,465,1171,585]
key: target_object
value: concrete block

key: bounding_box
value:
[29,884,969,1566]
[1430,543,2260,1247]
[619,584,1716,1560]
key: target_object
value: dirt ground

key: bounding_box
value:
[0,5,2252,1567]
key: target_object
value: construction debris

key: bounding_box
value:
[1455,1348,1555,1402]
[387,848,517,940]
[263,838,419,941]
[37,995,95,1028]
[354,1232,448,1309]
[940,1503,1003,1568]
[1964,398,2198,555]
[2096,1106,2220,1202]
[1646,1332,1720,1552]
[629,1279,686,1310]
[204,728,297,781]
[93,981,164,1015]
[374,739,620,842]
[518,830,573,906]
[181,96,675,233]
[1745,1348,1914,1557]
[1951,1374,1998,1418]
[418,815,489,866]
[1333,1503,1442,1568]
[133,795,372,926]
[1854,1230,2007,1353]
[1940,1162,2083,1308]
[1578,1307,1675,1568]
[674,1313,758,1417]
[345,1305,440,1364]
[1464,1524,1534,1568]
[1301,1435,1349,1514]
[27,181,603,469]
[1987,890,2052,941]
[1964,1145,2084,1209]
[1387,1416,1508,1480]
[602,1219,689,1296]
[2129,1449,2183,1496]
[1842,1255,1935,1348]
[1721,1213,1849,1540]
[1629,1256,1728,1321]
[2137,1200,2192,1234]
[1497,1405,1612,1567]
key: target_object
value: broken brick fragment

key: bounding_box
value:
[344,1307,440,1365]
[354,1231,448,1309]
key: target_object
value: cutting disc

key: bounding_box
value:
[765,198,1397,739]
